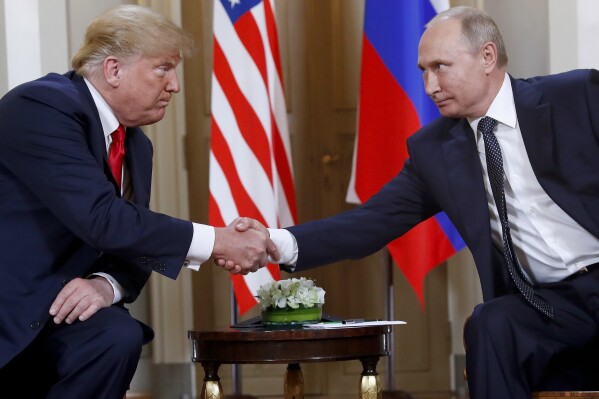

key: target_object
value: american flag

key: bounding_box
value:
[209,0,297,315]
[346,0,464,305]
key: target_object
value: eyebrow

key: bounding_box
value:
[418,58,449,69]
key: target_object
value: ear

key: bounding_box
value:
[103,56,122,89]
[481,42,498,74]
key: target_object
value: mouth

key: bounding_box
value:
[433,97,451,107]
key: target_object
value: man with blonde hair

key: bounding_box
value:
[0,5,276,398]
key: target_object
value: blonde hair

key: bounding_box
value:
[71,5,194,78]
[428,6,508,68]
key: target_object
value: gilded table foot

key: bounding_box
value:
[360,357,382,399]
[201,362,224,399]
[284,363,304,399]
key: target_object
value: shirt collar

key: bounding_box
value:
[469,73,517,134]
[83,78,120,140]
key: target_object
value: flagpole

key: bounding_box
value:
[382,251,414,399]
[230,288,242,396]
[384,251,396,391]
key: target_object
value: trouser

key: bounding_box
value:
[464,264,599,399]
[0,305,152,399]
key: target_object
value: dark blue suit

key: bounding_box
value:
[0,72,193,398]
[287,69,599,397]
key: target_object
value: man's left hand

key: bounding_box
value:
[49,277,114,324]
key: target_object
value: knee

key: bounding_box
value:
[465,300,516,347]
[469,300,509,328]
[109,319,144,353]
[95,308,146,359]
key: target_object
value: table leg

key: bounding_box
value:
[201,362,224,399]
[359,357,382,399]
[284,363,304,399]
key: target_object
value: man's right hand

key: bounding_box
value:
[212,217,279,275]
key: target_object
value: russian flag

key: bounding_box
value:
[346,0,465,305]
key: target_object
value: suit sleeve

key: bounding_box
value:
[586,69,599,142]
[0,78,193,279]
[288,145,440,269]
[91,255,151,303]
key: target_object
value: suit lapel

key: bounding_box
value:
[68,72,152,201]
[442,119,492,253]
[512,77,598,234]
[441,119,512,299]
[68,72,107,167]
[124,128,152,207]
[511,78,555,180]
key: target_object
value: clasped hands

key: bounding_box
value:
[212,217,276,275]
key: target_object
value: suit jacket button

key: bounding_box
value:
[62,279,69,286]
[30,320,41,330]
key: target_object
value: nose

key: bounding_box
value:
[423,71,440,97]
[167,70,180,93]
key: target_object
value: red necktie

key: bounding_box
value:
[108,125,126,189]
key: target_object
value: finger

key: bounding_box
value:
[244,218,269,235]
[64,297,91,324]
[234,217,250,232]
[213,258,231,270]
[222,260,237,271]
[50,281,84,323]
[49,280,78,317]
[232,264,242,274]
[53,293,83,324]
[78,302,101,322]
[266,238,280,263]
[258,253,269,269]
[224,260,234,269]
[213,258,226,267]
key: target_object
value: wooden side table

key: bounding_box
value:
[188,325,392,399]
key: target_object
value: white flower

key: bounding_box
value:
[257,277,326,310]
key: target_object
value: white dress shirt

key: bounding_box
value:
[470,73,599,283]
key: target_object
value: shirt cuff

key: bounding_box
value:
[185,223,216,271]
[91,272,124,304]
[268,228,298,268]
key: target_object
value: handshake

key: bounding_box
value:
[211,217,280,275]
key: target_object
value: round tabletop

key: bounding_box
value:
[188,325,392,364]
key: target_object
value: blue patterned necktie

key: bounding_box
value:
[479,116,553,319]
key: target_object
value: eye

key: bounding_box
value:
[154,65,171,76]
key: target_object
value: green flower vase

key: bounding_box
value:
[261,304,322,325]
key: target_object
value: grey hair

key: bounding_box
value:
[427,6,508,68]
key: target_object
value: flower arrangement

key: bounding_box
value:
[257,277,325,310]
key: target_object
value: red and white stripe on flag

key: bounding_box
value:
[209,0,297,315]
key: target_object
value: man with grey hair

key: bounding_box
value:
[231,5,599,398]
[0,5,276,398]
